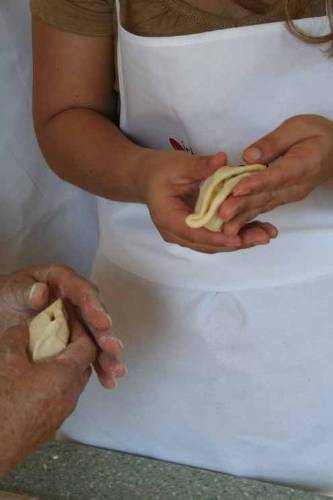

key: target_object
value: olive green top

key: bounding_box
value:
[29,0,325,120]
[30,0,324,38]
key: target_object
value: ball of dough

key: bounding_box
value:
[29,298,70,361]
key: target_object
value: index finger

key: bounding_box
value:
[57,319,97,373]
[233,144,313,196]
[30,264,112,332]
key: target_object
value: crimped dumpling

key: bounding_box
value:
[29,298,70,361]
[186,164,266,232]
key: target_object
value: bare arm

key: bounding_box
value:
[32,16,148,202]
[31,16,276,251]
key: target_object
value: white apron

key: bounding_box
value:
[0,1,98,276]
[63,5,333,493]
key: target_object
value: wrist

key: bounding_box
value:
[131,147,170,204]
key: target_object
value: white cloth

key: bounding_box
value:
[0,1,98,275]
[63,5,333,494]
[66,261,333,494]
[97,14,333,291]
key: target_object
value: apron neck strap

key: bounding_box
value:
[115,0,121,25]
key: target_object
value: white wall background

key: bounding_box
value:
[0,1,98,276]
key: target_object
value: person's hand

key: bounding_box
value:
[0,265,126,388]
[141,149,277,254]
[0,321,96,477]
[219,115,333,236]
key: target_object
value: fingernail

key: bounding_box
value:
[245,147,262,161]
[114,365,128,378]
[100,335,124,350]
[254,240,269,245]
[29,283,46,302]
[105,377,117,389]
[116,338,124,350]
[29,284,39,301]
[91,299,105,313]
[107,314,113,328]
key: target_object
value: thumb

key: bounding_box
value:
[4,276,49,312]
[0,322,30,358]
[174,152,227,185]
[243,116,315,164]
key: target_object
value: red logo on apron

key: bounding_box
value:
[169,138,194,154]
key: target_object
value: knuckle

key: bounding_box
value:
[286,114,328,136]
[259,137,276,157]
[309,114,330,132]
[49,262,69,272]
[284,115,307,130]
[276,168,290,187]
[294,186,311,201]
[50,263,73,277]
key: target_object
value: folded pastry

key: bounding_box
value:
[29,298,70,361]
[186,164,266,232]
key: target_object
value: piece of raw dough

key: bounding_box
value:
[29,298,70,361]
[186,164,266,232]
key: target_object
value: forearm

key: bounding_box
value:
[0,461,13,478]
[0,422,41,478]
[0,453,19,478]
[35,108,153,202]
[0,415,22,478]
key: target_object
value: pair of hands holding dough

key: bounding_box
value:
[143,115,333,254]
[0,264,126,388]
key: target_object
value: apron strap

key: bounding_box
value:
[115,0,121,26]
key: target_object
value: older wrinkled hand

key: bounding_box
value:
[0,264,126,388]
[219,115,333,236]
[0,321,96,476]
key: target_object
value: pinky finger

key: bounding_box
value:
[256,222,278,239]
[93,360,117,389]
[239,222,272,247]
